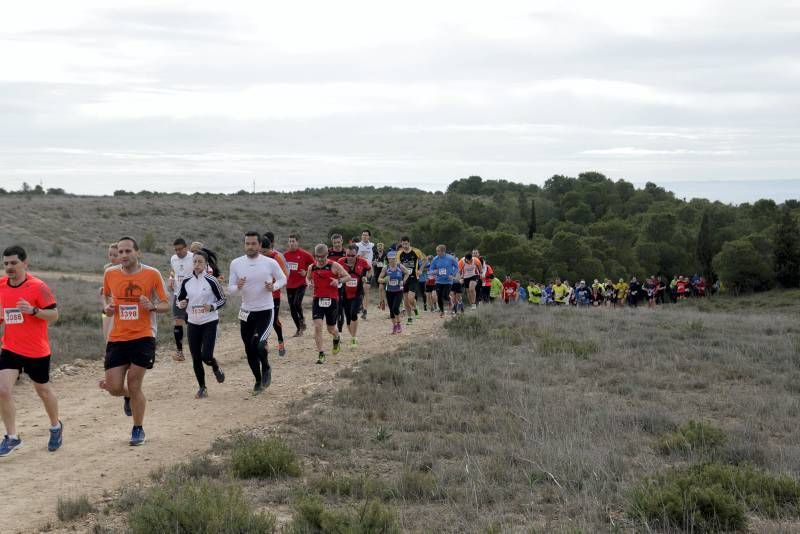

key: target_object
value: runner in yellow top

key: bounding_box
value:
[552,277,569,305]
[397,237,425,324]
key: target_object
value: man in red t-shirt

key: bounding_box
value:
[502,275,519,304]
[0,245,62,456]
[337,244,371,347]
[283,233,314,337]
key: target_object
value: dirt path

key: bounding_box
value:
[32,270,105,284]
[3,308,444,533]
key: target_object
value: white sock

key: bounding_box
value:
[7,434,18,440]
[51,422,61,431]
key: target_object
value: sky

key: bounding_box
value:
[1,1,798,203]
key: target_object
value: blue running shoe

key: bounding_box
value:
[261,367,272,388]
[0,435,22,457]
[48,421,63,452]
[123,396,132,417]
[129,426,145,446]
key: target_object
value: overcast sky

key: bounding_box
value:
[1,1,798,203]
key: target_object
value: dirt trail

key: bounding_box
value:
[31,270,105,284]
[3,307,444,533]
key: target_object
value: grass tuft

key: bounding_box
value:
[57,494,95,522]
[231,436,302,479]
[657,420,727,456]
[287,497,399,534]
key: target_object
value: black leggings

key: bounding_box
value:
[343,296,362,324]
[187,320,220,389]
[286,286,306,329]
[435,283,451,313]
[387,291,403,319]
[273,299,284,343]
[337,287,345,332]
[239,309,273,384]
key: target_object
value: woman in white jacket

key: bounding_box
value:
[177,252,227,398]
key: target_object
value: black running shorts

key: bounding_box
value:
[0,350,51,384]
[105,337,156,370]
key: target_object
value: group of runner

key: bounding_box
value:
[0,229,708,457]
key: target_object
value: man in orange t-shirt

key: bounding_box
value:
[0,245,62,456]
[101,237,169,446]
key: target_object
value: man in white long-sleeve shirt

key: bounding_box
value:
[228,231,287,394]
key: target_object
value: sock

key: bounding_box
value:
[133,425,143,431]
[51,422,61,431]
[173,325,184,351]
[7,434,18,440]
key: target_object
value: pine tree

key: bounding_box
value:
[774,208,800,287]
[527,198,537,239]
[696,210,714,281]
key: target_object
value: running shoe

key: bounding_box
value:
[396,324,403,334]
[292,329,302,338]
[213,367,225,383]
[261,367,272,388]
[332,337,341,355]
[407,317,413,324]
[123,396,132,417]
[0,435,22,457]
[350,338,358,349]
[278,342,287,357]
[414,308,419,317]
[317,352,326,364]
[253,383,264,395]
[195,387,208,399]
[129,426,146,446]
[173,350,185,362]
[439,312,445,318]
[471,304,477,310]
[48,421,63,452]
[361,309,367,320]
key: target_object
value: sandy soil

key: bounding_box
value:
[2,303,443,533]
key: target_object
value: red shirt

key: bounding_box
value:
[482,264,494,287]
[263,250,289,299]
[311,260,340,299]
[0,275,57,358]
[502,280,519,300]
[338,257,371,299]
[283,248,314,289]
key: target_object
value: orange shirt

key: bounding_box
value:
[458,257,482,278]
[0,275,57,358]
[103,265,168,342]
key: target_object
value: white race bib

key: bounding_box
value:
[287,262,299,271]
[318,298,332,308]
[438,268,447,276]
[346,280,358,287]
[389,279,399,287]
[119,304,139,321]
[238,309,250,321]
[3,308,24,325]
[375,262,384,268]
[191,305,206,315]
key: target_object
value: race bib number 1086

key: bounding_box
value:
[3,308,23,325]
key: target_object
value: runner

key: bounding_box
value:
[168,238,193,362]
[328,234,347,333]
[261,232,289,357]
[283,234,314,337]
[458,252,482,310]
[356,231,375,319]
[479,256,493,304]
[489,274,502,302]
[428,245,458,318]
[553,277,569,305]
[378,250,411,333]
[228,232,287,394]
[502,275,519,304]
[307,244,351,364]
[0,246,62,456]
[337,244,371,347]
[398,237,425,325]
[422,255,438,312]
[101,243,121,341]
[176,251,226,398]
[100,237,169,446]
[527,280,542,304]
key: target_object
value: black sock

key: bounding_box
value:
[173,325,184,351]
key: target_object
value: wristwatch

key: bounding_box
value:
[31,307,40,316]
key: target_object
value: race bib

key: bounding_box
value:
[287,262,298,271]
[438,268,447,276]
[238,309,250,321]
[375,262,384,268]
[191,305,206,315]
[119,304,139,321]
[318,298,332,308]
[3,308,23,325]
[346,280,358,288]
[389,279,399,287]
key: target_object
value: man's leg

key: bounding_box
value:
[32,382,59,427]
[125,365,148,427]
[100,365,129,397]
[187,323,206,389]
[0,369,19,436]
[240,318,262,384]
[286,288,301,330]
[314,319,325,352]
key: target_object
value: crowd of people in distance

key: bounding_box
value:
[494,274,713,307]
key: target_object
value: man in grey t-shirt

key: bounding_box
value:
[356,230,374,319]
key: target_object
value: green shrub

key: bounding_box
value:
[128,479,274,534]
[396,469,442,501]
[657,420,727,456]
[231,436,302,479]
[629,463,800,532]
[287,497,399,534]
[444,314,487,339]
[57,494,95,521]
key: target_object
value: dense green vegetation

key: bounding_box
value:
[406,174,800,293]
